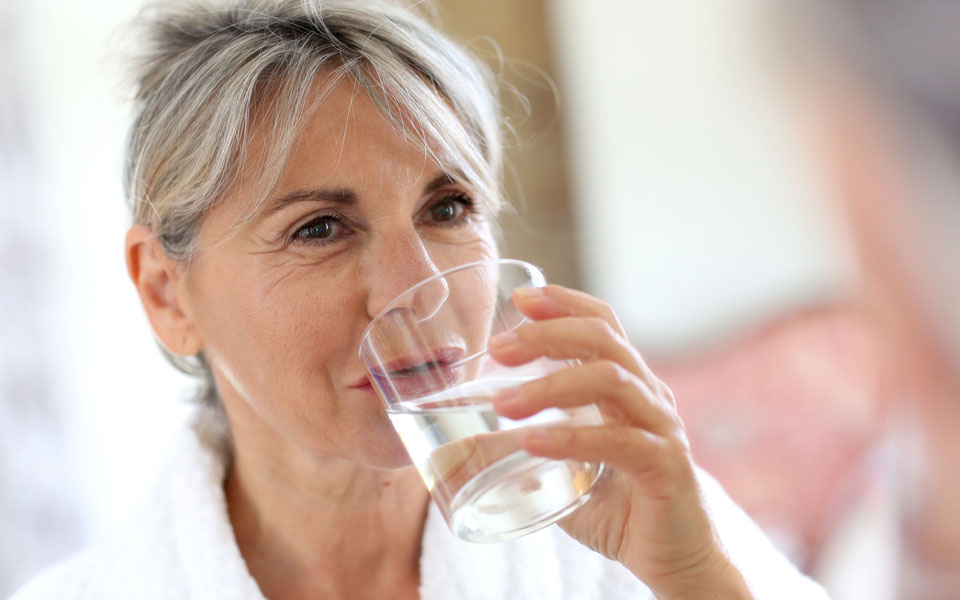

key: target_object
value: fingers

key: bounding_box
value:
[489,316,645,376]
[506,285,670,401]
[512,285,626,336]
[520,424,694,495]
[492,360,680,436]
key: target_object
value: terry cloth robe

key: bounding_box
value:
[11,406,829,599]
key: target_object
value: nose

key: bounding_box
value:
[364,229,449,321]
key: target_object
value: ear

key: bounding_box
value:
[125,225,203,356]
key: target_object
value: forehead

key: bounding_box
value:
[280,78,435,190]
[236,72,465,210]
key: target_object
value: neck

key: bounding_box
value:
[224,419,430,600]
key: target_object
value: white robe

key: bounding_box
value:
[11,407,829,599]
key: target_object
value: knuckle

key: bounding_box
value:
[660,383,678,407]
[665,429,693,460]
[648,442,694,496]
[629,347,648,369]
[645,436,686,475]
[666,407,686,431]
[610,427,636,455]
[596,360,629,386]
[597,299,617,321]
[569,344,596,362]
[586,316,616,339]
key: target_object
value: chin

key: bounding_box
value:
[352,418,416,470]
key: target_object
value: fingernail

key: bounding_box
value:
[489,331,518,349]
[515,287,545,300]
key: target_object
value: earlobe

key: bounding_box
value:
[125,225,203,356]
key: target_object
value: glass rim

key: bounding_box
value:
[358,257,543,354]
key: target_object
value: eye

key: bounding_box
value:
[427,193,474,225]
[292,215,344,244]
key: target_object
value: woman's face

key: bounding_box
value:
[178,78,497,467]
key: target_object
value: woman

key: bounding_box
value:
[13,1,825,598]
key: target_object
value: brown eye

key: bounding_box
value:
[427,193,473,225]
[430,199,461,222]
[293,216,342,243]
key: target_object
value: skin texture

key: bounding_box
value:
[126,76,754,599]
[489,286,753,599]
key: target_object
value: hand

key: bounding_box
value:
[488,285,753,599]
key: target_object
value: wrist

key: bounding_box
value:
[644,551,755,600]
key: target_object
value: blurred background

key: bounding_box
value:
[2,0,958,598]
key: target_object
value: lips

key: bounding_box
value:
[360,346,466,399]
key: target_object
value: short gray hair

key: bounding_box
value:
[125,0,504,403]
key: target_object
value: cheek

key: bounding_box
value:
[187,257,361,403]
[429,226,498,270]
[187,223,498,397]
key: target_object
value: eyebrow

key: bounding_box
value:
[262,172,459,218]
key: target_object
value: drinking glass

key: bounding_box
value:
[359,259,607,542]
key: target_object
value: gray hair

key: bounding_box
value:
[125,0,504,404]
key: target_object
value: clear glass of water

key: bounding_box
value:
[359,259,607,542]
